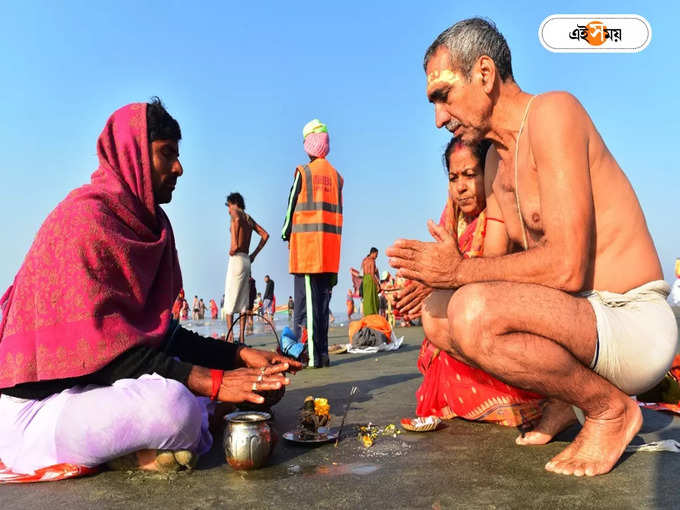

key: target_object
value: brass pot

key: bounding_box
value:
[223,411,276,470]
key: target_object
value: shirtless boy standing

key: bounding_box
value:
[224,192,269,343]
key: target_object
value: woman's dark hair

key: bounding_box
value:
[443,137,491,173]
[369,247,378,255]
[147,97,181,142]
[226,192,245,210]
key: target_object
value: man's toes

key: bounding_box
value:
[516,431,550,446]
[516,432,536,445]
[544,459,558,472]
[562,461,582,476]
[571,463,586,477]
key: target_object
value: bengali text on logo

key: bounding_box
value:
[539,15,651,53]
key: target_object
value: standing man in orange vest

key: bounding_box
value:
[281,119,343,368]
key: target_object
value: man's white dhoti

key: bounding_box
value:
[224,253,251,315]
[583,280,678,395]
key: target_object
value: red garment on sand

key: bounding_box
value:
[638,402,680,415]
[0,461,96,484]
[416,339,543,426]
[0,103,182,388]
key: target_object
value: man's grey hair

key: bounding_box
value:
[423,18,513,82]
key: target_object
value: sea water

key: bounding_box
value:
[182,312,351,340]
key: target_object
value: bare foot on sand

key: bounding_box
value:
[516,399,577,445]
[545,397,642,477]
[107,449,196,472]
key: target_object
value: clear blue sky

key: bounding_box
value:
[1,1,678,314]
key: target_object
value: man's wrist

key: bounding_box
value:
[187,365,211,396]
[234,344,247,366]
[447,256,464,288]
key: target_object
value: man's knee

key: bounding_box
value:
[422,290,452,350]
[448,283,498,359]
[422,313,452,352]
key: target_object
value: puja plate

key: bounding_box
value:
[400,416,441,432]
[283,427,338,445]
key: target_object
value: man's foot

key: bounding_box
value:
[544,397,642,476]
[107,449,197,472]
[516,399,577,445]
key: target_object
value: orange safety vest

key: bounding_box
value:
[289,158,343,274]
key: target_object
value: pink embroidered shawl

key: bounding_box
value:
[0,103,182,388]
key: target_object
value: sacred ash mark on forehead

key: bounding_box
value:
[426,69,460,96]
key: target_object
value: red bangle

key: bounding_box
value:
[210,369,224,401]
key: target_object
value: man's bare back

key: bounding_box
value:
[230,209,254,256]
[486,91,662,294]
[362,256,379,286]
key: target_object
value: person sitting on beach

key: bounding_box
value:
[0,100,302,475]
[405,137,543,427]
[388,18,677,476]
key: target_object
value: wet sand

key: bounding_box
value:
[2,324,680,509]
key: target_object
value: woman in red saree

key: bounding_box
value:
[415,139,544,428]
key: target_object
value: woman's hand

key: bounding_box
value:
[394,281,432,319]
[236,346,303,373]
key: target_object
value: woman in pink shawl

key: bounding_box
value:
[0,100,301,477]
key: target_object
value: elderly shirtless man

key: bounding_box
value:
[224,192,268,343]
[388,18,677,476]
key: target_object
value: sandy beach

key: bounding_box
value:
[2,323,680,509]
